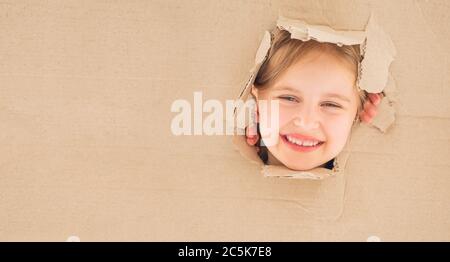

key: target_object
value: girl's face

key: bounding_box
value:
[252,50,359,170]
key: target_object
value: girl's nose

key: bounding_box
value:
[293,109,320,129]
[293,117,319,129]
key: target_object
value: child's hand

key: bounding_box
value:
[359,93,383,124]
[245,124,259,147]
[246,101,260,147]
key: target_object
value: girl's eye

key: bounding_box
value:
[278,96,299,102]
[322,102,342,109]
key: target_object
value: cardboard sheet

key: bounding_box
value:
[0,0,449,241]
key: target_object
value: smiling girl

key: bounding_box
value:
[245,28,382,171]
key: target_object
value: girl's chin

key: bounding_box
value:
[265,141,335,171]
[283,161,320,171]
[267,149,328,171]
[266,150,320,170]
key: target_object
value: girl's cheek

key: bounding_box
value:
[278,108,293,128]
[322,114,354,141]
[259,98,288,124]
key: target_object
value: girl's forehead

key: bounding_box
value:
[272,70,356,94]
[289,51,355,75]
[268,52,356,93]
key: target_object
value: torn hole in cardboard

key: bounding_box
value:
[231,15,396,219]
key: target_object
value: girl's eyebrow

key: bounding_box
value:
[323,93,351,103]
[274,86,351,103]
[273,86,300,93]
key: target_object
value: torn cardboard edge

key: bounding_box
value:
[232,15,397,179]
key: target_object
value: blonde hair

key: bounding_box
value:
[254,28,367,112]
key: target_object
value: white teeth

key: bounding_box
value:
[304,141,313,146]
[286,135,321,147]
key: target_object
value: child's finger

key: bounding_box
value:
[367,93,382,105]
[245,125,259,146]
[363,102,378,118]
[246,135,259,146]
[246,124,258,137]
[359,111,371,124]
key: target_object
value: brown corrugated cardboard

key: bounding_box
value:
[0,0,449,241]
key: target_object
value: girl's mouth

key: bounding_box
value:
[280,134,325,153]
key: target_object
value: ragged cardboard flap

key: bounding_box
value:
[276,16,366,46]
[233,15,397,180]
[359,15,397,94]
[236,31,272,104]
